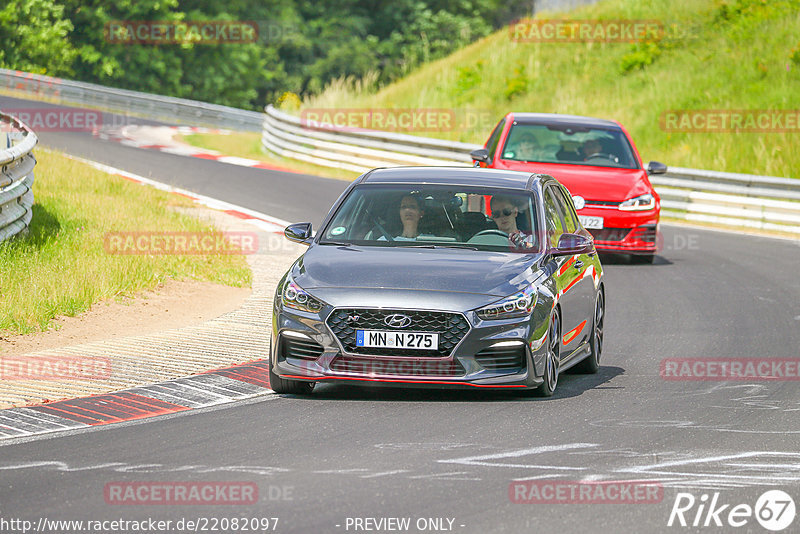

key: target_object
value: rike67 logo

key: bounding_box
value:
[668,490,796,531]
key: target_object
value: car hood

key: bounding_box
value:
[497,160,652,201]
[293,245,544,299]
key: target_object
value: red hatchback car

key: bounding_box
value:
[472,113,667,263]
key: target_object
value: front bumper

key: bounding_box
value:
[577,205,659,254]
[271,304,550,390]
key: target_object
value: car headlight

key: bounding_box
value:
[476,285,537,320]
[619,193,655,211]
[279,274,324,313]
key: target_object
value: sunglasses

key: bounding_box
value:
[492,208,515,218]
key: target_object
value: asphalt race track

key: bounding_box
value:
[2,95,800,533]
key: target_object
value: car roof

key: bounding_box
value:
[359,166,550,190]
[509,112,621,130]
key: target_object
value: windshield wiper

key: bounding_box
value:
[407,244,480,251]
[319,241,358,248]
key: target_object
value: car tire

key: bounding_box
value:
[535,308,561,397]
[573,289,604,374]
[630,253,655,264]
[268,344,315,395]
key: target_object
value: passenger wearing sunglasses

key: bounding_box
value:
[490,195,535,250]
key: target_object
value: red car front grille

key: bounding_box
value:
[629,225,658,243]
[588,228,631,242]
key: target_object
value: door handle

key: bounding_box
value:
[573,260,584,269]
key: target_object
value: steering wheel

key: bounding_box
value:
[584,153,618,163]
[472,229,508,238]
[364,208,393,242]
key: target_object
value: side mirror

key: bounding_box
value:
[284,222,313,245]
[646,161,667,175]
[470,148,490,164]
[551,233,594,256]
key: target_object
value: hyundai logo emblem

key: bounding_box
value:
[384,314,412,329]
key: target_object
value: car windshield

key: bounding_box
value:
[319,185,541,253]
[501,123,638,169]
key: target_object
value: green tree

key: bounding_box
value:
[0,0,78,75]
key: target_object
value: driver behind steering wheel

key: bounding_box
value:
[581,138,604,160]
[490,195,535,250]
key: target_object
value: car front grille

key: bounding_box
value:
[629,224,657,243]
[589,228,631,242]
[326,308,470,358]
[475,344,526,371]
[280,335,324,361]
[584,200,621,207]
[330,356,465,377]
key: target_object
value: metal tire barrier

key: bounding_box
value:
[262,105,800,235]
[0,113,37,242]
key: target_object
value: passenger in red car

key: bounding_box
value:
[514,134,542,161]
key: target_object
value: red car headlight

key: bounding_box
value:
[619,193,655,211]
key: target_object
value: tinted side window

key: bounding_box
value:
[551,186,579,233]
[485,118,505,163]
[544,187,566,248]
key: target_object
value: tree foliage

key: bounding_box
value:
[1,0,532,109]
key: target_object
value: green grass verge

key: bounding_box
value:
[179,132,359,182]
[0,149,251,335]
[302,0,800,178]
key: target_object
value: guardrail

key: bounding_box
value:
[3,68,797,235]
[0,68,263,131]
[262,105,800,235]
[0,113,36,242]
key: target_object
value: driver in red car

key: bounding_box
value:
[581,138,604,160]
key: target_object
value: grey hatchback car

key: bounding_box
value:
[270,167,605,396]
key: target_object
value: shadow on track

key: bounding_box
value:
[273,365,624,403]
[599,252,673,266]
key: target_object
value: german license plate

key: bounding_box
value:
[356,330,438,350]
[579,215,604,229]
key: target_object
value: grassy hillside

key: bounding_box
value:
[303,0,800,177]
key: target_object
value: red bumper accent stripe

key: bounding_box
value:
[280,375,527,388]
